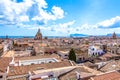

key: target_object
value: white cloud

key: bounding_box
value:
[0,0,65,26]
[0,0,33,24]
[28,26,51,30]
[32,6,65,24]
[97,16,120,28]
[28,20,75,33]
[59,20,75,28]
[50,20,75,33]
[19,15,29,22]
[71,16,120,35]
[27,16,120,36]
[35,0,47,8]
[75,16,120,32]
[79,24,90,30]
[52,6,64,19]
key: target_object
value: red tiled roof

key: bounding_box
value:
[100,60,120,72]
[0,44,3,50]
[0,57,12,72]
[8,61,73,76]
[90,71,120,80]
[15,54,59,61]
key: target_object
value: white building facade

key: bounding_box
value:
[88,45,105,57]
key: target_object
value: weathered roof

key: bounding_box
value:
[99,53,119,60]
[2,50,15,57]
[10,77,27,80]
[8,61,73,76]
[0,57,12,72]
[90,71,120,80]
[100,60,120,72]
[0,44,3,49]
[59,66,94,80]
[15,54,60,62]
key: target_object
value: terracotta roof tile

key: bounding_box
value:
[90,71,120,80]
[11,77,27,80]
[8,61,72,76]
[0,57,12,72]
[99,53,119,60]
[0,44,3,49]
[59,66,94,80]
[100,60,120,72]
[15,54,60,62]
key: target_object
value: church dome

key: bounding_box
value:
[34,28,42,40]
[112,32,117,39]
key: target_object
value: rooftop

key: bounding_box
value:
[0,44,3,49]
[100,60,120,72]
[0,57,12,72]
[90,71,120,80]
[15,54,60,62]
[99,52,119,60]
[2,50,15,57]
[59,66,94,80]
[8,61,73,76]
[58,51,69,54]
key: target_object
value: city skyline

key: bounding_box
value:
[0,0,120,36]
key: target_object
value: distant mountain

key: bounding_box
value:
[70,33,88,37]
[70,33,120,38]
[106,33,120,37]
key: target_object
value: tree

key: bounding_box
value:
[69,48,76,62]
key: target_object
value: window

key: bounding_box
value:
[0,75,3,78]
[49,61,52,63]
[92,48,94,51]
[98,52,100,55]
[65,54,68,56]
[49,74,53,77]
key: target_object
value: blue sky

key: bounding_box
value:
[0,0,120,36]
